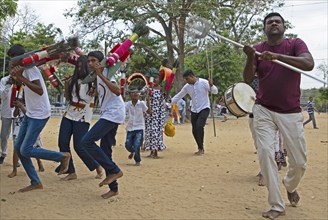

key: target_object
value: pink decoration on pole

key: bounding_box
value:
[106,40,133,67]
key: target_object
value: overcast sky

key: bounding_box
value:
[17,0,328,89]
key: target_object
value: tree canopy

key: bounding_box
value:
[65,0,285,92]
[0,0,17,32]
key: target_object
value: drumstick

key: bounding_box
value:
[206,47,217,137]
[186,16,326,85]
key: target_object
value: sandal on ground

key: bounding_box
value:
[262,210,286,219]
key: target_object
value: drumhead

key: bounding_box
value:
[233,82,256,113]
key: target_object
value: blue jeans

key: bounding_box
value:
[303,112,317,128]
[125,130,143,163]
[58,117,100,174]
[14,116,63,185]
[80,118,120,192]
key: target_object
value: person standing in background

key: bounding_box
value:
[303,96,319,129]
[0,75,15,164]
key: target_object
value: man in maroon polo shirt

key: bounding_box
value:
[243,12,314,219]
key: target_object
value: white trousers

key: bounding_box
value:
[0,117,14,157]
[253,104,307,211]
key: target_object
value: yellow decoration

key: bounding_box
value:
[164,117,175,137]
[129,33,139,43]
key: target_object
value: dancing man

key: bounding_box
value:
[80,51,125,199]
[243,12,314,219]
[8,44,70,192]
[171,69,218,155]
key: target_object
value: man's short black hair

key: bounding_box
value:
[7,44,26,57]
[183,69,194,78]
[87,50,104,62]
[263,12,285,26]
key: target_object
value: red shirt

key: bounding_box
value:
[254,38,310,113]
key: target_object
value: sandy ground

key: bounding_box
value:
[0,113,327,220]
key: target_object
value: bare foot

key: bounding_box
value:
[99,171,123,187]
[146,151,154,158]
[39,166,45,172]
[37,159,45,172]
[58,152,71,175]
[101,190,118,199]
[128,152,134,159]
[61,173,77,181]
[8,170,17,178]
[18,183,43,192]
[194,149,204,156]
[258,174,265,186]
[152,150,159,159]
[95,166,104,179]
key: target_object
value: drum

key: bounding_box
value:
[224,82,256,117]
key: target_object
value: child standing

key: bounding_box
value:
[125,90,151,166]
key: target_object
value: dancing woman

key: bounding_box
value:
[56,55,103,180]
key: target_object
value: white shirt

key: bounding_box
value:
[97,69,125,124]
[0,76,14,118]
[64,80,94,123]
[125,100,148,131]
[171,78,218,113]
[23,67,51,119]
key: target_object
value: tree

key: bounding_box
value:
[1,4,41,77]
[66,0,234,90]
[0,0,17,31]
[317,62,328,88]
[317,87,328,112]
[66,0,286,91]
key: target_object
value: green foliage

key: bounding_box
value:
[8,23,58,51]
[185,43,244,97]
[66,0,292,94]
[316,87,328,112]
[301,88,328,112]
[0,0,18,30]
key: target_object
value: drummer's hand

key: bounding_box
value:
[259,51,278,61]
[243,45,255,58]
